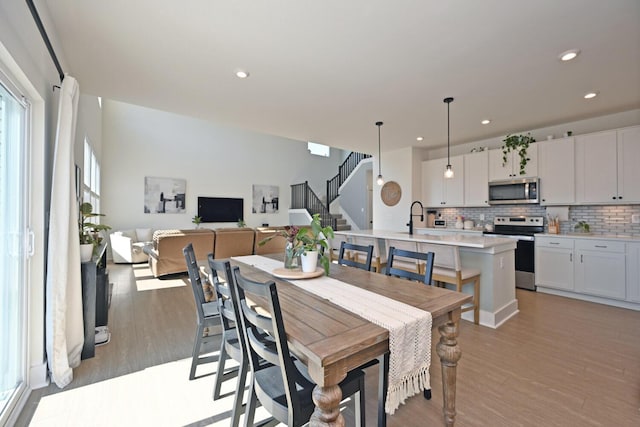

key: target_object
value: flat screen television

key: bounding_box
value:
[197,197,244,223]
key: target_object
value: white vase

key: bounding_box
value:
[300,250,318,273]
[80,243,94,262]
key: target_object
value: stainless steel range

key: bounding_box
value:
[484,216,544,291]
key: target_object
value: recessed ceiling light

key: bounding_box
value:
[235,70,249,79]
[416,136,424,141]
[584,92,598,99]
[481,119,491,125]
[559,49,580,61]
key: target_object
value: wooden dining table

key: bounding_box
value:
[230,255,472,427]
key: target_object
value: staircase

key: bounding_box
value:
[290,151,370,230]
[332,214,350,231]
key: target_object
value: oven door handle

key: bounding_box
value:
[485,234,535,241]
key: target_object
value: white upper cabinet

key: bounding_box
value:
[575,126,640,204]
[538,137,575,205]
[422,156,464,207]
[488,143,538,181]
[464,151,489,206]
[617,126,640,203]
[575,130,618,203]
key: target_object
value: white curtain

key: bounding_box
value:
[45,75,83,388]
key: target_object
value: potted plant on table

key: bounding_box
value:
[258,213,334,275]
[79,202,111,262]
[296,214,334,275]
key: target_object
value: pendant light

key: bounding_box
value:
[443,97,454,179]
[376,121,384,185]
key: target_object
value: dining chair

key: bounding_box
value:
[384,239,422,273]
[338,241,374,271]
[328,233,347,262]
[385,245,435,400]
[385,246,435,285]
[182,243,221,380]
[418,242,481,325]
[232,267,366,427]
[351,235,386,273]
[208,256,248,427]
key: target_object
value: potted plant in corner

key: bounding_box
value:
[79,202,111,262]
[297,213,334,274]
[502,133,535,175]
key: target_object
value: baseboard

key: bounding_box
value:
[537,287,640,311]
[29,361,49,389]
[462,299,519,329]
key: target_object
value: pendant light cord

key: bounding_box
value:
[447,101,450,163]
[376,121,383,176]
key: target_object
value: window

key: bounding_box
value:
[0,70,29,424]
[308,141,330,157]
[83,138,100,213]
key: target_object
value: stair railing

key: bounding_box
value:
[291,181,336,229]
[326,152,371,206]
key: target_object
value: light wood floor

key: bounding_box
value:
[15,263,640,426]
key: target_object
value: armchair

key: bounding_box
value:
[110,228,153,263]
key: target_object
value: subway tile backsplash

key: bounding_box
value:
[432,204,640,236]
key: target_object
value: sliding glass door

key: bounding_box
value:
[0,73,30,422]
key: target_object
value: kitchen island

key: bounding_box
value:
[335,229,518,328]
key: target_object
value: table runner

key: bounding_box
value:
[232,255,432,414]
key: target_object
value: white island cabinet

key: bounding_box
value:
[335,229,518,328]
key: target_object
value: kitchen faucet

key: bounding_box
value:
[407,200,424,235]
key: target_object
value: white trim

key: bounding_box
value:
[463,299,519,328]
[537,287,640,311]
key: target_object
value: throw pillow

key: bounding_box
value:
[136,228,153,242]
[120,229,137,241]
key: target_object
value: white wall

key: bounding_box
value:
[101,100,344,232]
[373,146,420,231]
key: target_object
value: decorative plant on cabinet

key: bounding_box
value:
[502,133,535,175]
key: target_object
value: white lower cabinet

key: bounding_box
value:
[535,237,574,291]
[574,240,626,300]
[536,236,637,306]
[627,243,640,303]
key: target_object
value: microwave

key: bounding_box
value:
[488,178,539,205]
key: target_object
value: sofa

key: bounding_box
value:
[110,228,154,263]
[212,227,256,259]
[254,226,288,255]
[147,229,215,277]
[144,226,294,278]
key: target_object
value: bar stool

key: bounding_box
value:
[418,242,481,324]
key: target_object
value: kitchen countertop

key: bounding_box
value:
[414,227,485,234]
[535,233,640,242]
[335,229,516,249]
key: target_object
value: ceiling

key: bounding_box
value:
[41,0,640,154]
